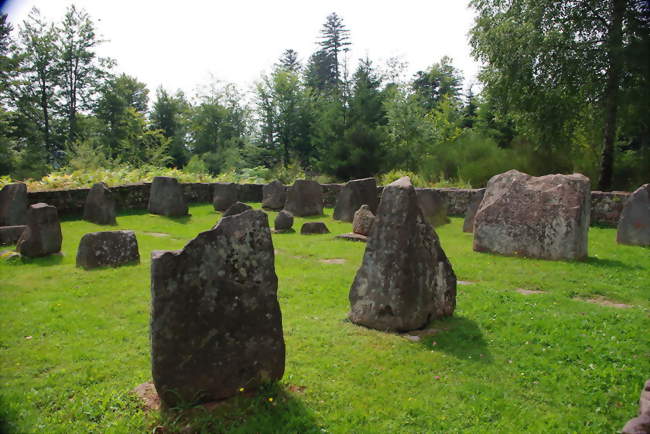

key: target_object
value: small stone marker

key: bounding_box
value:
[76,230,140,269]
[333,178,378,222]
[617,183,650,246]
[150,209,285,407]
[83,182,117,225]
[622,379,650,434]
[222,201,252,217]
[473,170,590,260]
[262,180,287,210]
[348,176,457,332]
[463,188,485,233]
[148,177,188,217]
[284,180,323,217]
[212,182,238,212]
[0,182,27,226]
[16,203,62,257]
[415,188,450,227]
[352,204,375,236]
[274,210,294,232]
[300,222,330,234]
[0,225,25,245]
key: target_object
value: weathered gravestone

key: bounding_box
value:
[415,188,449,227]
[0,225,25,245]
[622,379,650,434]
[353,204,375,236]
[262,180,287,210]
[274,210,294,232]
[348,177,457,332]
[76,230,140,270]
[463,188,485,233]
[333,178,378,222]
[16,203,62,257]
[150,210,285,407]
[212,183,238,212]
[148,177,188,217]
[83,182,117,225]
[284,180,323,217]
[473,170,590,261]
[300,221,330,234]
[0,182,27,226]
[617,184,650,246]
[223,201,252,217]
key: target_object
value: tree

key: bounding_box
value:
[150,87,190,167]
[276,49,301,73]
[306,13,351,92]
[412,56,463,111]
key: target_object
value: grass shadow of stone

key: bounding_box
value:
[419,316,493,364]
[20,252,64,267]
[584,256,644,270]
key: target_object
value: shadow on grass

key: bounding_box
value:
[584,256,644,270]
[20,252,64,267]
[420,316,493,364]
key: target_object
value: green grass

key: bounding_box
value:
[1,203,648,433]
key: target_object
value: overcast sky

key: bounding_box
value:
[2,0,482,97]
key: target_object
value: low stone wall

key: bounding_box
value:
[26,182,629,226]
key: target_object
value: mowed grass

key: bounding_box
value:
[1,203,649,433]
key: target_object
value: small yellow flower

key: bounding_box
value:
[239,387,244,392]
[268,397,273,402]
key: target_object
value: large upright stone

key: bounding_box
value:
[349,177,456,332]
[222,201,252,217]
[284,180,323,217]
[463,188,485,233]
[333,178,378,222]
[213,182,238,212]
[0,183,27,226]
[473,170,590,260]
[262,180,287,210]
[83,182,116,225]
[76,230,140,269]
[617,184,650,246]
[16,203,62,257]
[148,177,188,217]
[150,210,285,407]
[415,188,449,227]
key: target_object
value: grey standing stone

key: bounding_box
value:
[262,180,287,210]
[274,210,294,231]
[213,182,238,212]
[0,182,27,226]
[463,189,485,233]
[349,176,456,332]
[0,225,26,245]
[333,178,378,222]
[222,201,252,217]
[148,177,188,217]
[415,188,449,227]
[300,222,330,234]
[473,170,590,261]
[150,210,285,407]
[284,180,323,217]
[622,380,650,434]
[352,204,375,236]
[16,203,62,257]
[83,182,117,225]
[76,230,140,270]
[617,184,650,246]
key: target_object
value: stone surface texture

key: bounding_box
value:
[336,233,368,242]
[222,201,252,217]
[150,209,285,407]
[352,204,375,236]
[0,182,27,226]
[274,210,294,231]
[76,230,140,269]
[16,203,62,257]
[463,188,485,233]
[333,178,378,222]
[83,182,117,225]
[284,180,323,217]
[622,380,650,434]
[617,184,650,246]
[0,225,26,245]
[213,183,238,211]
[300,222,330,234]
[148,177,188,217]
[473,170,591,261]
[415,188,450,227]
[349,176,457,332]
[262,180,287,210]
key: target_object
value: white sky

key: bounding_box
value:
[2,0,482,98]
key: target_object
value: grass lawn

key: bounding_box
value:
[1,203,649,433]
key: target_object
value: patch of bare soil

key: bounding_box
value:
[143,232,170,238]
[581,296,633,309]
[319,258,346,264]
[457,280,475,286]
[516,288,545,295]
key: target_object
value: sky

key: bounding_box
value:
[2,0,482,98]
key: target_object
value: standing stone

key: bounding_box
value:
[622,380,650,434]
[213,182,238,212]
[0,225,26,245]
[150,210,285,407]
[352,205,375,236]
[333,178,378,222]
[16,203,62,257]
[300,222,330,234]
[222,201,252,217]
[284,180,323,217]
[76,230,140,269]
[617,184,650,246]
[0,183,27,226]
[148,177,188,217]
[262,180,287,210]
[415,188,449,227]
[83,182,117,225]
[349,177,456,332]
[274,210,294,232]
[473,170,590,260]
[463,189,485,233]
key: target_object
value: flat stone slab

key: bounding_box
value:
[76,230,140,270]
[0,225,26,245]
[336,233,368,242]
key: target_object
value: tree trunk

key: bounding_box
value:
[597,0,626,191]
